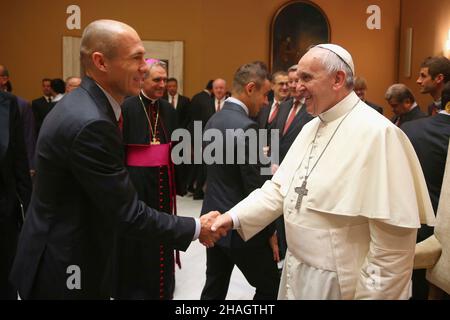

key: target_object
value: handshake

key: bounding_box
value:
[198,211,233,248]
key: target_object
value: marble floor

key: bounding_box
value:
[172,195,255,300]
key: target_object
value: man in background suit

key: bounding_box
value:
[164,77,191,129]
[31,78,53,136]
[271,64,314,266]
[200,62,280,300]
[187,80,213,198]
[257,71,289,132]
[0,91,32,299]
[402,81,450,299]
[416,56,450,116]
[385,83,426,127]
[10,19,223,300]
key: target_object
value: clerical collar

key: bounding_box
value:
[140,90,158,104]
[319,91,359,123]
[225,97,249,115]
[96,83,121,121]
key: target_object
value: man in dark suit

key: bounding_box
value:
[0,91,32,299]
[31,78,53,136]
[354,76,383,114]
[257,71,289,132]
[164,77,191,129]
[385,83,426,127]
[200,62,280,300]
[416,56,450,116]
[270,65,314,265]
[190,80,217,199]
[402,81,450,299]
[9,19,223,300]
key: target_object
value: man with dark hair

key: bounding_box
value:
[10,19,224,300]
[31,78,53,136]
[200,62,280,300]
[385,83,426,127]
[164,77,191,129]
[417,56,450,116]
[0,91,32,299]
[49,78,66,104]
[402,81,450,299]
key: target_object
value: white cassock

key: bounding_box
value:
[228,91,436,300]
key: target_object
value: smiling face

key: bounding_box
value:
[142,65,168,100]
[296,50,336,116]
[103,29,148,100]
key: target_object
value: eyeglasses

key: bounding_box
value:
[276,82,289,86]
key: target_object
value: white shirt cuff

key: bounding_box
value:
[228,211,240,229]
[193,218,201,240]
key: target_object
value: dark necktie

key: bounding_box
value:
[117,113,123,132]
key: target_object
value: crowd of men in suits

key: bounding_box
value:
[0,49,450,299]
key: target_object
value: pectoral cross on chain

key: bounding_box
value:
[294,180,308,209]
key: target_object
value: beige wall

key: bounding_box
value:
[1,0,401,116]
[398,0,450,112]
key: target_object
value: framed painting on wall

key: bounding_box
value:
[270,1,330,72]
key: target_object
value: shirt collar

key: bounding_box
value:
[96,83,121,121]
[319,91,360,123]
[225,97,249,115]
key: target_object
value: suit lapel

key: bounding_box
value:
[80,76,117,124]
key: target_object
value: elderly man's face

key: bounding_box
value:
[105,30,148,98]
[142,65,168,99]
[354,86,366,100]
[66,78,81,93]
[388,98,412,116]
[296,51,336,116]
[213,80,227,100]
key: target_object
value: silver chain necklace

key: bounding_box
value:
[294,99,360,209]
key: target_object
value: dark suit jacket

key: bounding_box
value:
[201,101,274,248]
[274,98,314,163]
[401,114,450,240]
[189,90,214,131]
[10,76,196,299]
[0,92,31,221]
[16,96,36,170]
[163,94,191,129]
[31,96,53,136]
[392,106,427,127]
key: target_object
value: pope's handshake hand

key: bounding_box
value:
[198,211,228,248]
[211,213,233,233]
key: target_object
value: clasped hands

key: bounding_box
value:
[198,211,233,248]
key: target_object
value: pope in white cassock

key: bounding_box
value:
[210,44,436,299]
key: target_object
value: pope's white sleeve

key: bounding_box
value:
[226,179,284,241]
[354,220,417,299]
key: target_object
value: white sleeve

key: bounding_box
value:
[226,179,284,241]
[354,220,417,299]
